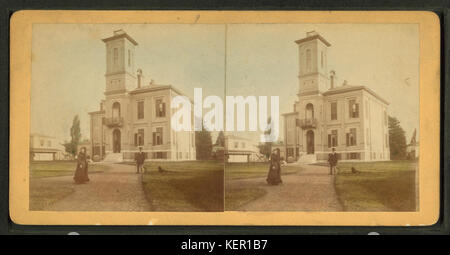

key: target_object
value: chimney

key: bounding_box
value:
[293,103,297,112]
[330,70,336,89]
[137,69,142,88]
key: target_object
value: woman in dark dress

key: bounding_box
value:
[74,147,90,184]
[266,148,282,185]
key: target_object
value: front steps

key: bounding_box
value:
[296,153,317,164]
[103,153,123,163]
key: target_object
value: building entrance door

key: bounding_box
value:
[113,129,121,153]
[306,130,314,154]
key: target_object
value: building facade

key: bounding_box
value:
[283,31,390,162]
[89,30,196,162]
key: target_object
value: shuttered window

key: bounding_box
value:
[156,99,166,117]
[137,101,144,119]
[328,130,338,147]
[349,100,359,118]
[331,102,337,120]
[138,129,144,146]
[153,127,163,145]
[346,128,357,146]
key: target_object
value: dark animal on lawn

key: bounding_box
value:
[351,167,361,174]
[158,166,167,173]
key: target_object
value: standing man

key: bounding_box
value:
[328,147,338,175]
[135,147,146,174]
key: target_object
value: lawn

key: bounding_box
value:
[29,161,111,211]
[225,187,267,211]
[225,162,302,180]
[29,180,74,211]
[335,160,418,211]
[141,160,224,212]
[225,162,303,210]
[30,161,111,178]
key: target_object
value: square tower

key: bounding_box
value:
[295,31,331,95]
[102,29,138,94]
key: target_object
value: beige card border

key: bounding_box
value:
[10,10,440,226]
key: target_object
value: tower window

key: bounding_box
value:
[306,49,311,72]
[112,102,121,118]
[321,51,324,68]
[305,103,314,119]
[113,48,118,65]
[128,50,131,67]
[365,100,369,117]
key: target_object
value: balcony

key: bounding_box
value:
[104,117,124,127]
[297,118,318,129]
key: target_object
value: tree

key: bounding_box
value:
[258,117,273,159]
[258,143,272,159]
[215,131,225,147]
[64,115,81,156]
[388,116,407,160]
[195,125,213,160]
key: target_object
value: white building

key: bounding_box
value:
[30,133,67,161]
[89,30,196,162]
[224,135,263,162]
[283,31,390,163]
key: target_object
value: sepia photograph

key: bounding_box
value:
[223,24,420,212]
[29,24,226,212]
[9,10,440,225]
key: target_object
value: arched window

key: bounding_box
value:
[306,49,311,72]
[305,103,314,119]
[112,102,121,119]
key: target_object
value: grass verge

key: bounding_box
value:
[29,180,74,210]
[225,187,267,211]
[30,161,111,178]
[224,162,302,210]
[225,162,302,180]
[335,160,417,211]
[141,161,224,212]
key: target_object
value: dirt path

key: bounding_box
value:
[36,163,151,211]
[226,164,343,211]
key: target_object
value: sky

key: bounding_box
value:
[31,23,419,144]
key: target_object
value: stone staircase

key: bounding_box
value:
[296,153,317,164]
[103,153,123,163]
